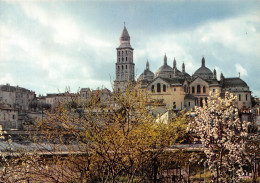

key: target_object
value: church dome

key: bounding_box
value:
[155,64,173,75]
[222,78,249,88]
[154,54,174,79]
[138,60,154,82]
[192,57,213,80]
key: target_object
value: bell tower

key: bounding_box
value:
[114,24,135,92]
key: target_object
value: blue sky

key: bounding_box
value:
[0,0,259,96]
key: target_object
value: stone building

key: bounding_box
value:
[0,84,35,112]
[114,25,135,92]
[114,25,252,111]
[80,88,112,107]
[0,105,19,130]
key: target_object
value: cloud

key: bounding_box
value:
[134,11,259,75]
[235,64,248,77]
[0,1,259,96]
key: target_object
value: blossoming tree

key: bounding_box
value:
[187,92,251,182]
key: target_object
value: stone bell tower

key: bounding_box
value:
[114,24,135,92]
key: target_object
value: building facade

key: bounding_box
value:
[114,26,252,111]
[0,84,35,112]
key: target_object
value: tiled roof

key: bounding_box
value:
[222,78,248,88]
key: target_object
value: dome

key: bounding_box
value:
[138,60,154,82]
[222,78,249,88]
[155,64,173,74]
[154,64,173,78]
[138,69,154,81]
[154,54,174,78]
[193,66,213,75]
[192,57,213,80]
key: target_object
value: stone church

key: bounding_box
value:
[114,26,252,111]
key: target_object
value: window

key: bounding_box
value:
[173,102,176,109]
[239,94,241,101]
[174,88,176,91]
[197,85,201,94]
[126,50,127,54]
[126,57,127,61]
[203,86,206,93]
[163,84,166,92]
[188,102,190,106]
[213,88,215,92]
[184,85,187,93]
[122,65,123,70]
[126,65,127,69]
[151,85,154,92]
[122,51,123,54]
[192,87,195,94]
[246,94,248,101]
[118,58,120,62]
[118,66,120,70]
[13,115,15,120]
[122,57,124,62]
[157,83,161,92]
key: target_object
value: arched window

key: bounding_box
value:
[122,65,123,70]
[118,51,120,56]
[239,94,241,101]
[118,58,120,62]
[246,94,248,101]
[126,57,127,61]
[200,98,203,107]
[118,66,120,70]
[192,87,195,94]
[122,57,124,62]
[151,85,154,92]
[126,65,127,69]
[203,86,206,93]
[163,84,166,92]
[197,85,201,94]
[157,83,161,92]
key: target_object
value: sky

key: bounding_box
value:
[0,0,259,96]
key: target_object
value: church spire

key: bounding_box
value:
[120,24,130,44]
[146,60,149,70]
[213,68,217,79]
[220,72,224,80]
[202,56,205,67]
[182,62,185,73]
[173,57,176,69]
[164,54,167,65]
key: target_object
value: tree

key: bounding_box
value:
[187,92,251,182]
[0,85,191,182]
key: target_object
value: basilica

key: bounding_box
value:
[114,25,252,111]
